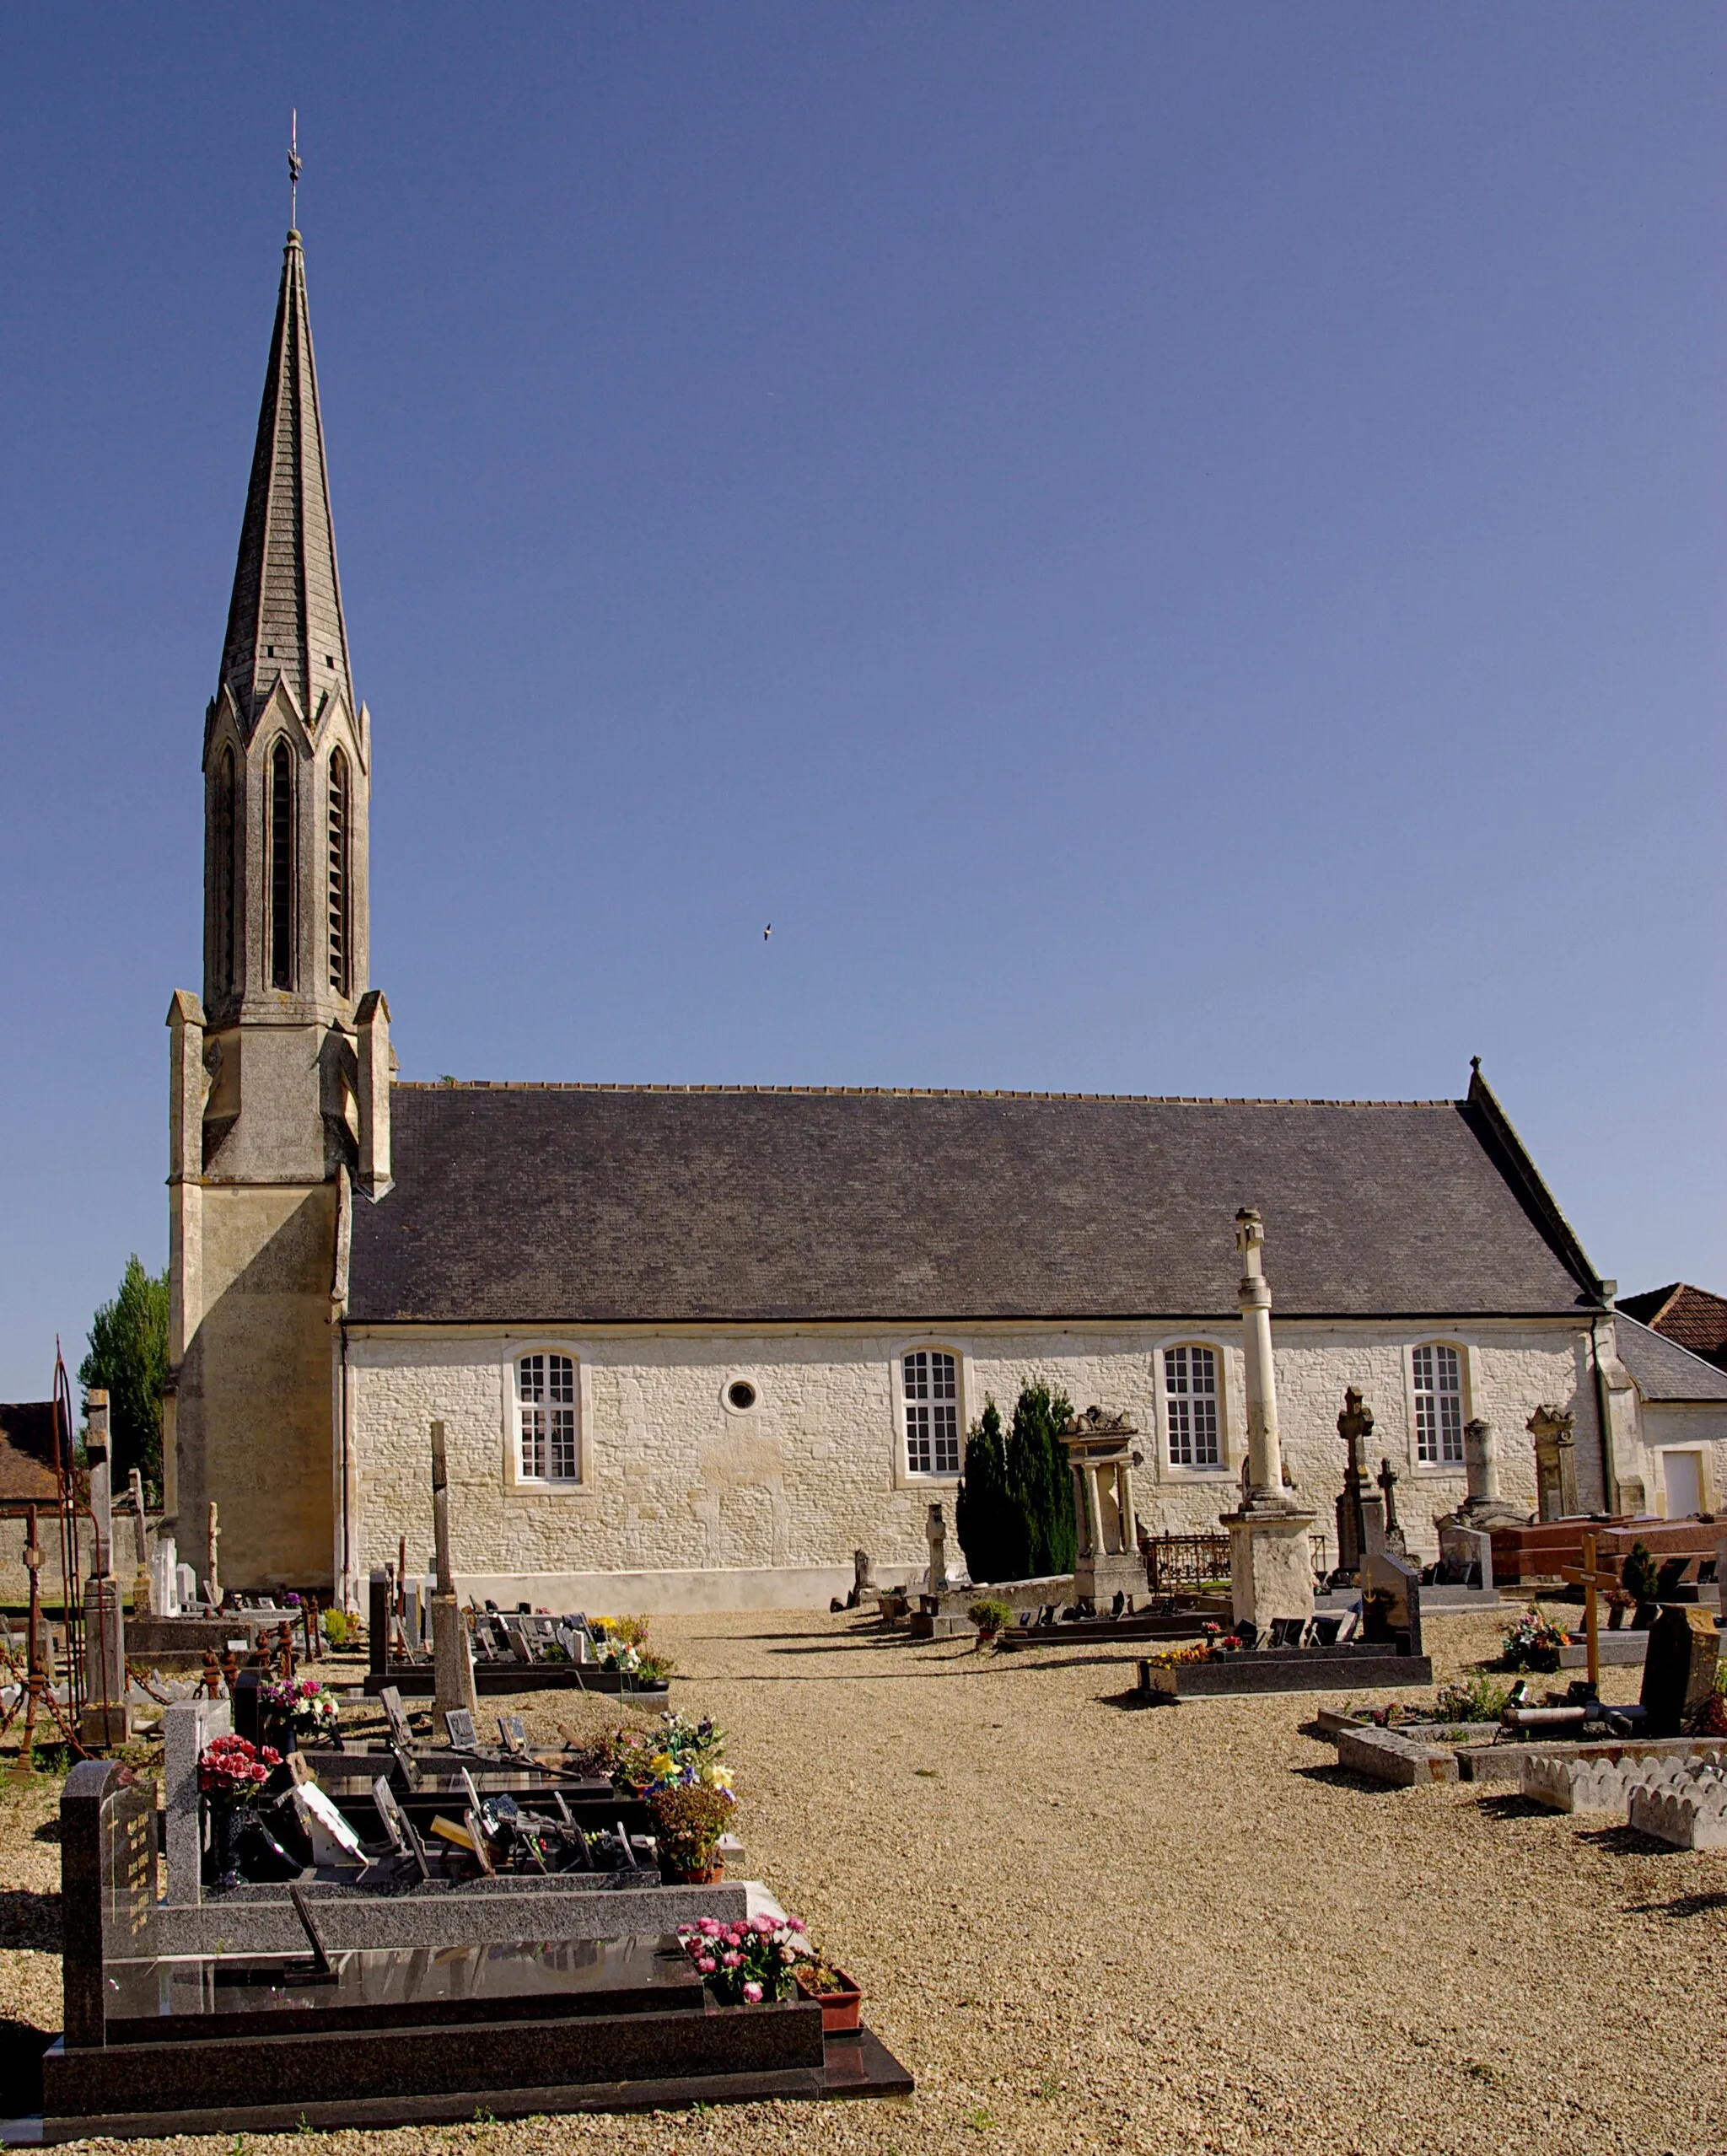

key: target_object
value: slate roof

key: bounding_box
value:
[346,1073,1602,1328]
[0,1402,62,1510]
[1614,1315,1727,1404]
[218,229,353,731]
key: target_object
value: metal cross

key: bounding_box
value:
[289,109,303,229]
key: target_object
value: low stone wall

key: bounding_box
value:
[452,1562,917,1616]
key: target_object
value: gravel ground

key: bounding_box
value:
[2,1607,1724,2156]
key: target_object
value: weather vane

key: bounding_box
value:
[288,109,303,229]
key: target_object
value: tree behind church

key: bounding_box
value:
[78,1255,169,1498]
[1008,1380,1075,1578]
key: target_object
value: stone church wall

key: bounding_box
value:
[342,1318,1597,1609]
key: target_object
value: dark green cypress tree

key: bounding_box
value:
[955,1399,1014,1584]
[1009,1380,1077,1577]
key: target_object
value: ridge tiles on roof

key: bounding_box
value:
[392,1080,1456,1106]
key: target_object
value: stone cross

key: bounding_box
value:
[926,1502,949,1594]
[127,1468,152,1616]
[1335,1388,1374,1577]
[429,1420,478,1719]
[1376,1457,1405,1554]
[205,1501,221,1609]
[85,1391,114,1582]
[80,1393,126,1746]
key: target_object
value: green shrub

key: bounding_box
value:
[320,1608,360,1651]
[967,1598,1013,1632]
[1009,1381,1076,1578]
[1434,1671,1511,1723]
[1622,1540,1660,1605]
[955,1400,1020,1584]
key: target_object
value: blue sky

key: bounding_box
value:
[1,6,1722,1396]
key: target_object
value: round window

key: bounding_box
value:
[726,1379,758,1412]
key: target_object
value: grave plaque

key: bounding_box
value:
[1360,1548,1423,1656]
[444,1707,479,1751]
[1641,1606,1721,1738]
[62,1759,158,2048]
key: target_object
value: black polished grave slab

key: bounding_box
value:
[103,1934,700,2042]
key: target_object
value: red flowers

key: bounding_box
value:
[198,1734,282,1804]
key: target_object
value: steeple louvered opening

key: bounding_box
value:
[213,746,237,996]
[268,739,296,990]
[327,748,351,997]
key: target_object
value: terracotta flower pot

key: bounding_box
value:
[795,1966,863,2033]
[660,1855,725,1885]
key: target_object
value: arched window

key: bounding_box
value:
[327,747,351,996]
[268,738,295,990]
[213,745,236,994]
[1412,1344,1465,1464]
[1164,1345,1220,1467]
[517,1353,579,1481]
[901,1350,959,1476]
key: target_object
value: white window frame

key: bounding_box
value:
[890,1343,971,1486]
[1411,1342,1466,1467]
[1163,1344,1224,1470]
[499,1344,594,1494]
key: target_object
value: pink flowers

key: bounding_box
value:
[197,1734,282,1805]
[675,1911,814,2007]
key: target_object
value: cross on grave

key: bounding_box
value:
[1559,1529,1620,1694]
[1375,1457,1406,1556]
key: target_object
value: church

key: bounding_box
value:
[162,224,1670,1611]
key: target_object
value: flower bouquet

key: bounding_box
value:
[198,1734,283,1890]
[260,1676,341,1746]
[605,1711,729,1797]
[676,1912,811,2006]
[1498,1607,1568,1673]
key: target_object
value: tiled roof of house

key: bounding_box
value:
[1616,1282,1727,1370]
[217,230,352,732]
[0,1401,62,1509]
[1613,1315,1727,1403]
[346,1073,1601,1328]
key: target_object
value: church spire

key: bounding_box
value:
[218,228,353,731]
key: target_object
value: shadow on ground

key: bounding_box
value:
[0,1890,59,1951]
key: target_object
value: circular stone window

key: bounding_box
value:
[724,1379,759,1413]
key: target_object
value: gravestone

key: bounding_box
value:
[151,1536,180,1619]
[1641,1607,1721,1739]
[61,1757,159,2046]
[175,1561,197,1610]
[926,1503,949,1594]
[163,1697,231,1907]
[1360,1547,1423,1656]
[444,1707,479,1752]
[1438,1523,1492,1588]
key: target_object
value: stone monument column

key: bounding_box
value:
[205,1501,221,1610]
[79,1391,127,1747]
[1219,1210,1316,1632]
[429,1421,479,1723]
[1059,1409,1146,1608]
[926,1502,949,1594]
[1526,1405,1579,1522]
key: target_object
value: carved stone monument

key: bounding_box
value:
[1333,1387,1373,1580]
[79,1391,128,1748]
[925,1503,949,1594]
[1526,1404,1579,1523]
[127,1467,153,1617]
[430,1420,479,1723]
[1219,1209,1316,1632]
[1058,1406,1145,1610]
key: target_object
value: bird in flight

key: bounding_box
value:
[763,924,772,941]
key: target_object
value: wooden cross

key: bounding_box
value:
[1559,1530,1620,1692]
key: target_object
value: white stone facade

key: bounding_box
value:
[340,1317,1601,1607]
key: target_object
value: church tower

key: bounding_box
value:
[164,224,391,1595]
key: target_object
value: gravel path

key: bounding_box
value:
[2,1608,1723,2155]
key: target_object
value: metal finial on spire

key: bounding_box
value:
[288,109,303,229]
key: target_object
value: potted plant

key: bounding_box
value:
[793,1951,864,2033]
[675,1913,812,2006]
[649,1782,735,1883]
[198,1733,282,1890]
[967,1596,1013,1648]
